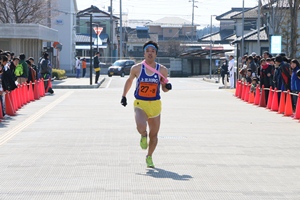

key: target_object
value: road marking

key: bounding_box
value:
[0,91,73,146]
[105,77,112,89]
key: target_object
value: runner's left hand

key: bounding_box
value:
[165,83,172,90]
[121,96,127,107]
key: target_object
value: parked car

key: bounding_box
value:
[107,59,135,77]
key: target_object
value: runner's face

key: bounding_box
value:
[144,46,157,61]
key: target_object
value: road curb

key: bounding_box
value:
[52,77,106,89]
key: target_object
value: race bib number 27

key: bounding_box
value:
[138,82,157,98]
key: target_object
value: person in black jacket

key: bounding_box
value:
[93,52,101,84]
[1,55,17,92]
[220,59,228,85]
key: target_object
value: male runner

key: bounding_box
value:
[121,40,172,168]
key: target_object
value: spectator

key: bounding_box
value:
[250,77,258,94]
[1,55,17,92]
[220,59,228,85]
[28,57,40,79]
[275,55,291,91]
[9,57,19,82]
[0,56,4,116]
[81,58,87,77]
[75,56,81,78]
[290,59,300,110]
[40,52,54,94]
[247,56,257,78]
[16,53,28,84]
[93,52,101,84]
[245,69,252,84]
[25,60,36,83]
[228,55,235,89]
[260,58,274,104]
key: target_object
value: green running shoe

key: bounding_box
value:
[146,156,155,168]
[140,136,148,150]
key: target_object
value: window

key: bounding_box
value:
[169,29,172,33]
[244,20,256,31]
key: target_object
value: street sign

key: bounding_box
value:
[271,35,282,54]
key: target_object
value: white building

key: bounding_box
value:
[51,0,78,73]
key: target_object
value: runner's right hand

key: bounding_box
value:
[121,96,127,107]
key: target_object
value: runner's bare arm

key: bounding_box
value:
[122,63,140,97]
[160,65,170,92]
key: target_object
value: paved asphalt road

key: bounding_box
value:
[0,77,299,200]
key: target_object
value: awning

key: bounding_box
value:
[75,45,107,50]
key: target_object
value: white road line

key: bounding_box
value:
[105,77,113,89]
[0,91,73,146]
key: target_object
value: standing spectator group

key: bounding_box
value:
[238,51,300,110]
[0,49,54,117]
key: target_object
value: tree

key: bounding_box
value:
[281,16,292,56]
[160,40,186,57]
[288,0,300,58]
[0,0,57,25]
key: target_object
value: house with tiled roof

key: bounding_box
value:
[76,5,119,63]
[126,17,198,58]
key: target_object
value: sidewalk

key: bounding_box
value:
[51,75,105,89]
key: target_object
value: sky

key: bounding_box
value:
[76,0,259,28]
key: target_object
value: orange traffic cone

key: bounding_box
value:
[267,87,273,109]
[294,93,300,119]
[278,91,286,114]
[271,88,279,111]
[235,80,239,97]
[39,79,44,97]
[29,81,34,101]
[284,90,293,116]
[241,83,246,100]
[5,92,16,116]
[0,100,4,120]
[46,77,52,93]
[254,86,260,105]
[11,89,18,111]
[238,81,243,98]
[23,83,29,104]
[244,84,250,102]
[248,91,255,104]
[259,85,266,107]
[34,80,40,100]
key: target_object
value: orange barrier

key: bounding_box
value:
[244,84,250,102]
[278,91,286,114]
[284,90,293,116]
[34,80,40,100]
[0,100,3,120]
[254,86,260,105]
[5,92,16,116]
[235,80,239,97]
[241,83,246,100]
[11,89,18,112]
[271,88,279,112]
[259,85,266,107]
[40,79,45,97]
[239,81,243,98]
[294,93,300,119]
[29,82,35,101]
[248,91,255,104]
[267,87,273,109]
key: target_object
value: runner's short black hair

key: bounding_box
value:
[143,41,159,54]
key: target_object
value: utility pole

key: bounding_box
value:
[257,0,261,56]
[192,0,194,41]
[110,0,113,63]
[241,0,245,58]
[120,0,123,59]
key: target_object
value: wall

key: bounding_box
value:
[52,0,76,72]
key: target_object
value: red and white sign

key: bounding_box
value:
[93,27,103,36]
